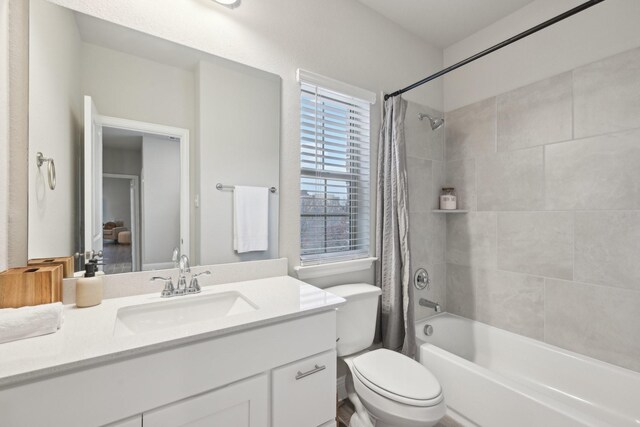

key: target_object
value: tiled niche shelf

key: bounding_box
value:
[432,209,468,214]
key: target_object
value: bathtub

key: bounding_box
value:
[416,313,640,427]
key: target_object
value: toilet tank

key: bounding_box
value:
[325,283,382,357]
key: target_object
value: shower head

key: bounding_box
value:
[418,113,445,131]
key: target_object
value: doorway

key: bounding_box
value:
[102,173,140,274]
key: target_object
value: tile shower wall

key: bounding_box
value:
[444,47,640,373]
[405,101,447,321]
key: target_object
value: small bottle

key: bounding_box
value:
[76,259,104,308]
[440,188,457,210]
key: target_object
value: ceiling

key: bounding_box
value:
[357,0,537,48]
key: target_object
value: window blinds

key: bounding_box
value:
[299,76,372,265]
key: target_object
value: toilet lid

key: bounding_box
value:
[352,349,442,406]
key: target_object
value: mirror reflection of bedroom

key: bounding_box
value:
[101,127,180,275]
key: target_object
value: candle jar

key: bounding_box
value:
[440,187,457,210]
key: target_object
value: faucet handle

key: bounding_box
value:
[187,270,211,294]
[151,276,175,298]
[192,270,211,278]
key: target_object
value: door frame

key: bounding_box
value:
[103,173,140,271]
[99,115,190,260]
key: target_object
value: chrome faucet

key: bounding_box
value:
[176,254,191,296]
[151,252,210,297]
[419,298,442,313]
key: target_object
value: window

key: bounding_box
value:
[298,70,375,265]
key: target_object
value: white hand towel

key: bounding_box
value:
[0,302,64,345]
[233,186,269,253]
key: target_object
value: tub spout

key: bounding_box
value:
[419,298,441,313]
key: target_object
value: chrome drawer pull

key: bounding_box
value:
[295,364,326,380]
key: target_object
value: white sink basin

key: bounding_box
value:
[113,291,257,336]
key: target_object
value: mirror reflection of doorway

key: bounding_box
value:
[100,126,182,274]
[103,175,139,274]
[102,128,142,274]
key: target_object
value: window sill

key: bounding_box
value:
[294,257,377,280]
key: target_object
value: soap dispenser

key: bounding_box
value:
[76,258,104,308]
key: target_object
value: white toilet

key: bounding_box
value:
[327,283,446,427]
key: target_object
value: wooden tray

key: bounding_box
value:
[0,265,63,308]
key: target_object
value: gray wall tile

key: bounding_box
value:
[446,264,476,318]
[575,211,640,291]
[440,47,640,373]
[407,157,432,213]
[414,263,446,321]
[545,279,640,372]
[477,147,544,211]
[446,212,496,268]
[497,73,572,151]
[545,129,640,210]
[432,160,446,210]
[406,101,447,328]
[445,98,496,161]
[498,212,573,280]
[574,47,640,139]
[476,269,544,340]
[445,158,476,211]
[410,212,445,266]
[405,101,444,161]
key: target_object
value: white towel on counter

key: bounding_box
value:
[233,186,269,253]
[0,302,64,345]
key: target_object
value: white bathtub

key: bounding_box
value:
[416,313,640,427]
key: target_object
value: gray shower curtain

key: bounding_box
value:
[376,95,416,358]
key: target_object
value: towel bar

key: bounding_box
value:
[216,183,277,193]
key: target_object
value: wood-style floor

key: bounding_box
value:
[102,241,132,274]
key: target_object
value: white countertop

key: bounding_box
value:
[0,276,344,388]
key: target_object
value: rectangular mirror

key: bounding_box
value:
[27,0,281,275]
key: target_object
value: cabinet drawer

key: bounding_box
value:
[272,350,336,427]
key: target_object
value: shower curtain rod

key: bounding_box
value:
[384,0,606,101]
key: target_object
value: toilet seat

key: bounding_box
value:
[352,349,443,407]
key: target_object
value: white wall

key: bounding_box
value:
[48,0,444,285]
[443,0,640,111]
[141,135,180,267]
[0,0,9,271]
[4,0,29,268]
[103,146,142,177]
[197,60,280,265]
[103,177,131,228]
[81,42,197,259]
[81,43,195,133]
[27,0,82,259]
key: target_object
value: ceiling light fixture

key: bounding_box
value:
[213,0,240,8]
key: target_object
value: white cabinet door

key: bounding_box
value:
[272,350,337,427]
[143,374,268,427]
[104,415,142,427]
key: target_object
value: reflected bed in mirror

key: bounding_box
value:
[27,0,281,275]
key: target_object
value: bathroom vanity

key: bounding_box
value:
[0,276,343,427]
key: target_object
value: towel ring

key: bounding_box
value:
[36,152,56,190]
